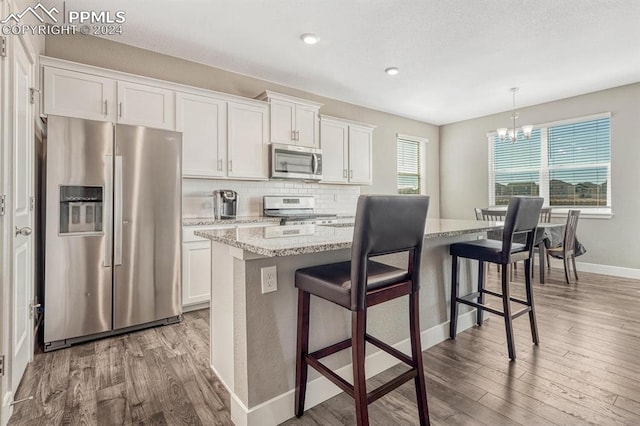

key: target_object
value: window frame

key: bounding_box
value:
[488,112,612,218]
[397,133,428,195]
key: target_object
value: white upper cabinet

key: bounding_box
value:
[227,101,269,180]
[176,92,227,178]
[319,118,349,183]
[320,115,375,185]
[257,91,322,148]
[44,67,116,122]
[348,124,374,184]
[117,81,175,130]
[43,66,176,130]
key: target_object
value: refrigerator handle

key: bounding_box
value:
[103,155,113,267]
[114,155,123,266]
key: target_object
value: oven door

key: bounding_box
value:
[271,144,322,180]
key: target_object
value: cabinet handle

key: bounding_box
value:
[104,100,108,116]
[343,169,347,178]
[291,130,295,141]
[350,170,353,179]
[296,130,300,141]
[228,160,232,172]
[218,159,223,171]
[119,102,123,118]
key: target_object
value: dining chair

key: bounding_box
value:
[531,206,552,277]
[451,196,543,360]
[547,210,581,284]
[294,195,431,426]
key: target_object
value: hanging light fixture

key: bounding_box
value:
[497,87,533,143]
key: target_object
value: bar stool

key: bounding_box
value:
[450,196,543,360]
[294,195,430,426]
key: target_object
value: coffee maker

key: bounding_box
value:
[213,190,238,219]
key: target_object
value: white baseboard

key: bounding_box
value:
[548,258,640,280]
[182,301,210,313]
[229,311,477,426]
[1,391,13,426]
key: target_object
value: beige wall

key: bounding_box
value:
[44,35,441,217]
[440,83,640,269]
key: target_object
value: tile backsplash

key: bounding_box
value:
[183,179,361,218]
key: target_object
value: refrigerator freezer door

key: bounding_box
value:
[44,116,114,343]
[113,124,182,329]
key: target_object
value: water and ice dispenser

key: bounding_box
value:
[59,186,103,234]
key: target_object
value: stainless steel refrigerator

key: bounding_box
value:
[43,115,182,351]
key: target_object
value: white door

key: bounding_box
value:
[43,67,116,122]
[117,81,175,129]
[294,104,319,147]
[177,92,227,178]
[348,125,373,184]
[319,119,348,183]
[269,98,295,144]
[11,36,35,399]
[227,101,268,179]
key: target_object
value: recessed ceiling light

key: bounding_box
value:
[385,67,399,76]
[301,33,320,45]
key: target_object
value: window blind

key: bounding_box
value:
[488,115,611,210]
[397,138,421,194]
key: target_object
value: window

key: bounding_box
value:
[397,135,425,194]
[489,114,611,212]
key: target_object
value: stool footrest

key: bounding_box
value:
[367,368,418,404]
[474,290,531,306]
[305,355,354,398]
[457,293,532,319]
[309,338,352,360]
[365,334,414,367]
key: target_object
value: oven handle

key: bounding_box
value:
[312,154,318,175]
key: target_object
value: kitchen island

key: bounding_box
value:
[195,219,501,426]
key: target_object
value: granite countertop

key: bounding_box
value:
[183,216,282,227]
[195,219,502,257]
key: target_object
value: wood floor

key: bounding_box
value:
[9,267,640,425]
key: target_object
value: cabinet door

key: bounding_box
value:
[177,93,227,178]
[228,102,269,179]
[117,81,175,129]
[43,67,116,122]
[295,104,319,147]
[269,98,295,144]
[320,120,349,183]
[348,125,373,184]
[182,241,211,307]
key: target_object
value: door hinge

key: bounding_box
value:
[30,196,35,211]
[0,195,6,216]
[1,36,6,58]
[29,88,40,105]
[0,355,5,377]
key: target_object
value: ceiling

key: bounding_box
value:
[41,0,640,125]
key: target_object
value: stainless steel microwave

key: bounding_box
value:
[270,144,323,181]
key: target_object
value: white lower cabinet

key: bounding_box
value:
[182,222,276,310]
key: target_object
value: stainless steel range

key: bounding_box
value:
[263,195,338,225]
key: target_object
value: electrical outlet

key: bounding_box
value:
[261,266,278,293]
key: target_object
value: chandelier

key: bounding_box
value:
[497,87,533,143]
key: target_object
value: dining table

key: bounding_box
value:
[487,222,586,284]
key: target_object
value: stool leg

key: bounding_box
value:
[477,261,485,327]
[524,259,539,345]
[449,255,459,339]
[352,310,369,426]
[501,266,516,360]
[409,290,430,425]
[295,290,310,417]
[572,255,579,281]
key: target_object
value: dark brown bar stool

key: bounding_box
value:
[294,195,430,426]
[450,196,543,360]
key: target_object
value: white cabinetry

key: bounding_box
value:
[43,66,176,130]
[177,93,227,178]
[227,101,269,180]
[116,81,175,129]
[258,91,322,147]
[182,222,277,311]
[320,115,375,185]
[43,67,116,122]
